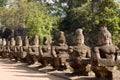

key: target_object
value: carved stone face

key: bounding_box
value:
[43,36,51,45]
[10,37,15,46]
[32,35,39,45]
[2,38,6,46]
[57,31,66,44]
[74,28,84,45]
[11,38,14,41]
[75,37,84,45]
[16,36,22,46]
[98,27,112,45]
[101,34,110,45]
[23,36,29,46]
[0,38,2,46]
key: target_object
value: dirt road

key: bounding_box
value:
[0,58,65,80]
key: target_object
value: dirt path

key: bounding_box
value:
[0,58,65,80]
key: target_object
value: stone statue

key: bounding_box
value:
[10,38,16,46]
[23,36,29,46]
[28,35,39,65]
[39,36,52,66]
[32,35,39,45]
[2,38,6,46]
[20,36,29,62]
[5,40,11,58]
[51,31,69,70]
[98,27,112,45]
[92,27,120,79]
[16,36,23,46]
[0,37,2,46]
[0,38,3,56]
[1,38,7,58]
[68,28,91,75]
[13,36,23,62]
[9,37,16,60]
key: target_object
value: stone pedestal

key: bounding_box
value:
[93,66,120,80]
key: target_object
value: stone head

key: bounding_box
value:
[98,27,112,45]
[16,36,22,46]
[23,36,29,46]
[56,31,66,44]
[74,28,84,45]
[10,37,15,46]
[3,38,6,41]
[32,35,39,45]
[43,36,51,45]
[2,38,6,46]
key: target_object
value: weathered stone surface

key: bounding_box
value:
[13,36,23,62]
[27,35,39,65]
[68,28,92,76]
[9,37,16,60]
[51,31,69,70]
[39,36,53,66]
[112,69,120,80]
[92,27,120,80]
[1,38,8,58]
[20,36,29,62]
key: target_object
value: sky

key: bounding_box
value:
[116,0,120,2]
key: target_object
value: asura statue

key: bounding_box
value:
[68,28,92,75]
[92,27,120,80]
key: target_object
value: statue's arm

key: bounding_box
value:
[87,47,91,58]
[93,47,101,60]
[116,46,120,54]
[51,46,57,57]
[14,46,17,52]
[115,46,120,60]
[68,46,73,54]
[20,46,23,52]
[7,46,10,52]
[28,46,32,53]
[39,46,43,56]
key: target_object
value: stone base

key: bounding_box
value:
[93,66,120,80]
[96,69,120,80]
[3,58,120,80]
[112,70,120,80]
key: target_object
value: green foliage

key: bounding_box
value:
[60,2,92,33]
[93,0,120,45]
[48,1,67,18]
[0,1,29,28]
[26,2,59,43]
[0,0,7,7]
[0,0,59,44]
[67,0,89,9]
[60,0,120,45]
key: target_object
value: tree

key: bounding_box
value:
[0,1,28,29]
[0,0,59,43]
[49,0,89,17]
[93,0,120,45]
[60,0,120,45]
[26,2,59,43]
[0,0,8,7]
[60,2,92,32]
